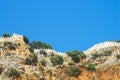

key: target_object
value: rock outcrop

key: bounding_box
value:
[0,33,120,80]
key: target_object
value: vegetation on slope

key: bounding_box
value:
[25,54,38,66]
[51,55,64,66]
[1,33,120,80]
[65,66,81,77]
[2,33,11,38]
[87,64,96,72]
[66,50,86,63]
[5,67,20,78]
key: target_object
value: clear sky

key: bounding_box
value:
[0,0,120,52]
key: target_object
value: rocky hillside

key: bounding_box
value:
[0,33,120,80]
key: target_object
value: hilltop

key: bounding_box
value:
[0,33,120,80]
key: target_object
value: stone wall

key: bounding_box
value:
[0,33,23,42]
[84,41,120,54]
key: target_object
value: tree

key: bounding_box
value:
[117,54,120,59]
[87,64,96,72]
[2,33,11,38]
[65,67,81,77]
[23,35,29,44]
[5,67,20,77]
[25,57,31,65]
[91,53,101,59]
[29,54,38,66]
[66,50,86,63]
[0,66,3,74]
[25,54,38,66]
[40,50,47,56]
[3,41,16,50]
[104,50,112,56]
[29,41,52,49]
[40,59,47,66]
[116,40,120,43]
[51,55,64,66]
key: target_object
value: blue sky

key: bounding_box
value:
[0,0,120,52]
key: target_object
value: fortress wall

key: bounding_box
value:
[84,41,120,54]
[0,33,23,42]
[34,49,65,56]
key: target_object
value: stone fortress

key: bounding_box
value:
[0,33,23,43]
[84,41,120,55]
[1,33,120,55]
[0,33,120,80]
[0,33,31,58]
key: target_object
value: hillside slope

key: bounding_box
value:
[0,33,120,80]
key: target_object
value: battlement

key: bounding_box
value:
[0,33,23,42]
[84,41,120,54]
[34,49,65,56]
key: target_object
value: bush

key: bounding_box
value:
[40,59,47,66]
[40,50,47,56]
[2,33,11,38]
[4,41,12,46]
[117,54,120,59]
[68,62,74,65]
[23,35,29,44]
[8,45,16,50]
[104,50,112,56]
[5,52,11,56]
[0,66,3,74]
[5,68,20,77]
[65,67,81,77]
[66,50,86,63]
[51,55,64,66]
[30,54,38,65]
[25,54,38,66]
[91,53,101,59]
[116,40,120,43]
[28,46,34,53]
[29,41,52,49]
[3,41,16,50]
[87,64,96,72]
[25,57,31,65]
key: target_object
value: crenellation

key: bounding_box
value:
[0,33,23,43]
[34,49,65,56]
[84,41,120,54]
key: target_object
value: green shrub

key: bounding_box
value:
[28,41,52,49]
[5,68,20,77]
[0,66,3,74]
[40,59,47,66]
[40,50,47,56]
[116,40,120,43]
[25,57,31,65]
[28,47,34,53]
[104,50,112,56]
[8,45,16,50]
[23,35,29,44]
[25,54,38,66]
[87,64,96,72]
[3,41,16,50]
[5,52,11,56]
[117,54,120,59]
[30,54,38,65]
[2,33,11,38]
[91,53,101,59]
[51,55,64,66]
[66,50,86,63]
[68,62,74,65]
[65,67,81,77]
[4,41,11,46]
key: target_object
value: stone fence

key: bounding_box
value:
[34,49,65,55]
[84,41,120,54]
[0,33,23,42]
